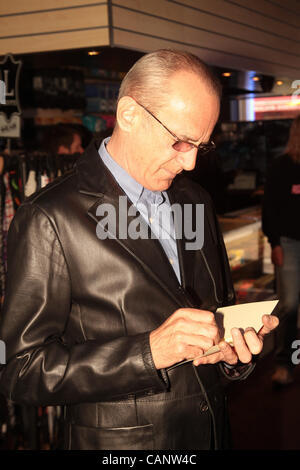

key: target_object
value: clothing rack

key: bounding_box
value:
[0,150,81,449]
[1,150,81,200]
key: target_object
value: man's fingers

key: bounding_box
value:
[150,308,222,369]
[219,341,238,364]
[172,318,219,341]
[193,341,238,366]
[172,308,216,324]
[231,328,252,363]
[193,351,222,366]
[184,346,204,360]
[258,314,279,340]
[175,333,215,352]
[184,314,279,368]
[244,327,263,355]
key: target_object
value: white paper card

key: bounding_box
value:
[201,299,279,357]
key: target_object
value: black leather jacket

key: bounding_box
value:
[0,139,253,450]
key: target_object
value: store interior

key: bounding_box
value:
[0,45,299,450]
[2,45,294,306]
[1,44,298,322]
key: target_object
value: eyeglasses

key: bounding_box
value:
[133,99,216,154]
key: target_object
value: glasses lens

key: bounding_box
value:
[172,140,216,153]
[172,141,194,152]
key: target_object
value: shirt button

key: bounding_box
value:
[169,258,174,265]
[199,401,209,412]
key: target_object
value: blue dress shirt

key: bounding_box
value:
[98,137,181,284]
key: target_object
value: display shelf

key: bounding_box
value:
[220,205,275,303]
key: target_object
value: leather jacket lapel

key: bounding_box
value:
[75,139,183,304]
[167,183,196,291]
[86,194,183,305]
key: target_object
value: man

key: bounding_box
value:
[0,50,278,450]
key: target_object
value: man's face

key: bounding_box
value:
[124,71,220,192]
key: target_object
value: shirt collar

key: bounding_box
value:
[99,137,165,208]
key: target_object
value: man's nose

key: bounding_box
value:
[176,148,198,171]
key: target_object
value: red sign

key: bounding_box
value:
[254,96,300,120]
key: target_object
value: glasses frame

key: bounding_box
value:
[133,98,216,154]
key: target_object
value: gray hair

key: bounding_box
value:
[118,49,222,113]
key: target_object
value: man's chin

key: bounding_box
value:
[154,179,173,191]
[145,176,177,192]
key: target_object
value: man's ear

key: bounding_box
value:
[116,96,139,132]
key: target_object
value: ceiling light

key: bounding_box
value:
[222,72,231,77]
[276,80,283,86]
[252,76,260,81]
[88,51,100,56]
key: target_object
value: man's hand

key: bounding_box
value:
[150,310,279,370]
[192,314,279,367]
[271,245,283,267]
[149,308,220,370]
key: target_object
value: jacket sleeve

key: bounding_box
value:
[0,203,167,406]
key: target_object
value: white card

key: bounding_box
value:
[200,299,279,358]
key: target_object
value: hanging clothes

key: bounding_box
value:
[41,170,50,188]
[24,170,37,197]
[0,149,82,450]
[2,172,15,233]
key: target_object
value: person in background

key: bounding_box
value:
[262,114,300,386]
[43,124,84,155]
